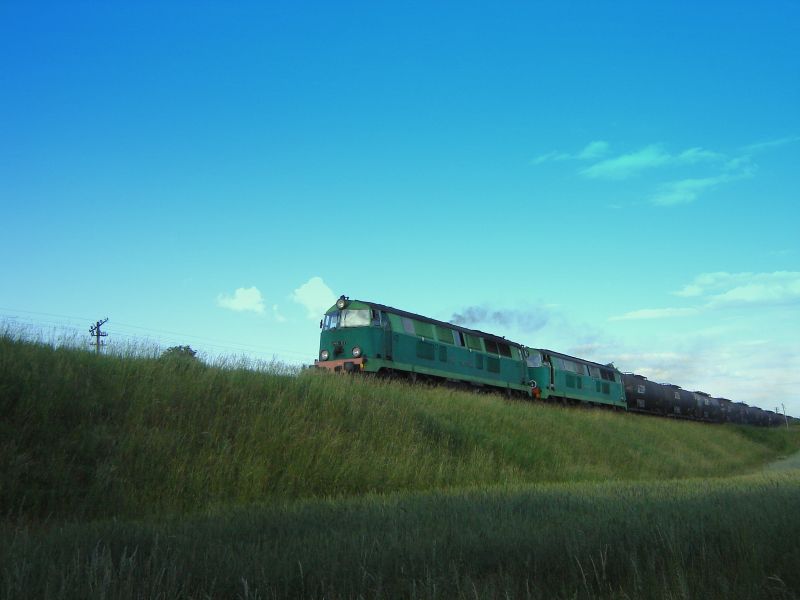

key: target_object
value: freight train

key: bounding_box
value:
[315,296,793,427]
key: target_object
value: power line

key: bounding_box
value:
[0,306,310,356]
[0,311,312,361]
[110,319,309,356]
[0,307,95,323]
[110,321,310,358]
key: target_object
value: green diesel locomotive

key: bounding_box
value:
[315,295,627,409]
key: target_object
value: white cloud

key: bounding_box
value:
[614,351,699,383]
[217,286,265,313]
[534,141,727,181]
[649,174,731,206]
[673,272,744,297]
[536,137,789,208]
[273,304,287,323]
[577,141,611,159]
[606,271,800,414]
[531,140,609,165]
[650,154,757,206]
[609,307,700,321]
[292,276,336,319]
[530,150,571,165]
[741,135,800,154]
[723,155,755,172]
[675,147,725,163]
[611,272,800,322]
[707,275,800,308]
[581,145,672,179]
[614,337,800,416]
[580,144,725,180]
[673,271,800,307]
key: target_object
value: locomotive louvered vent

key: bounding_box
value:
[436,326,453,344]
[466,334,482,351]
[413,321,434,339]
[487,357,500,373]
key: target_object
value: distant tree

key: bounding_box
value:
[161,345,198,361]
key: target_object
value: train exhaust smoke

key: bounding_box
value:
[450,306,549,333]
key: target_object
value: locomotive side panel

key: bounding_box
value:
[543,351,626,408]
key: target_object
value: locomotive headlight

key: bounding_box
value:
[320,350,330,361]
[336,297,347,309]
[352,346,362,358]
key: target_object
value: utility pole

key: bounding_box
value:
[89,318,108,354]
[783,403,789,429]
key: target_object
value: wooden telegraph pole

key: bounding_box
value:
[89,318,108,354]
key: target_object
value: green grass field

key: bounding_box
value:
[2,331,799,598]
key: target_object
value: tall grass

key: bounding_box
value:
[2,332,798,522]
[3,473,800,599]
[4,330,800,598]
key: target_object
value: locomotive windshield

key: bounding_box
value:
[526,350,543,368]
[322,309,372,330]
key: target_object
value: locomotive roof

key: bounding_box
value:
[353,300,619,367]
[357,299,528,349]
[539,348,621,372]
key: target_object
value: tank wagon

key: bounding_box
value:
[724,401,748,424]
[315,295,789,426]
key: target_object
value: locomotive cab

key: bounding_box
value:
[523,348,550,398]
[315,296,389,372]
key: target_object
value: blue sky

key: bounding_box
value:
[2,1,799,413]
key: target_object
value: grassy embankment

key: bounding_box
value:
[2,332,800,598]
